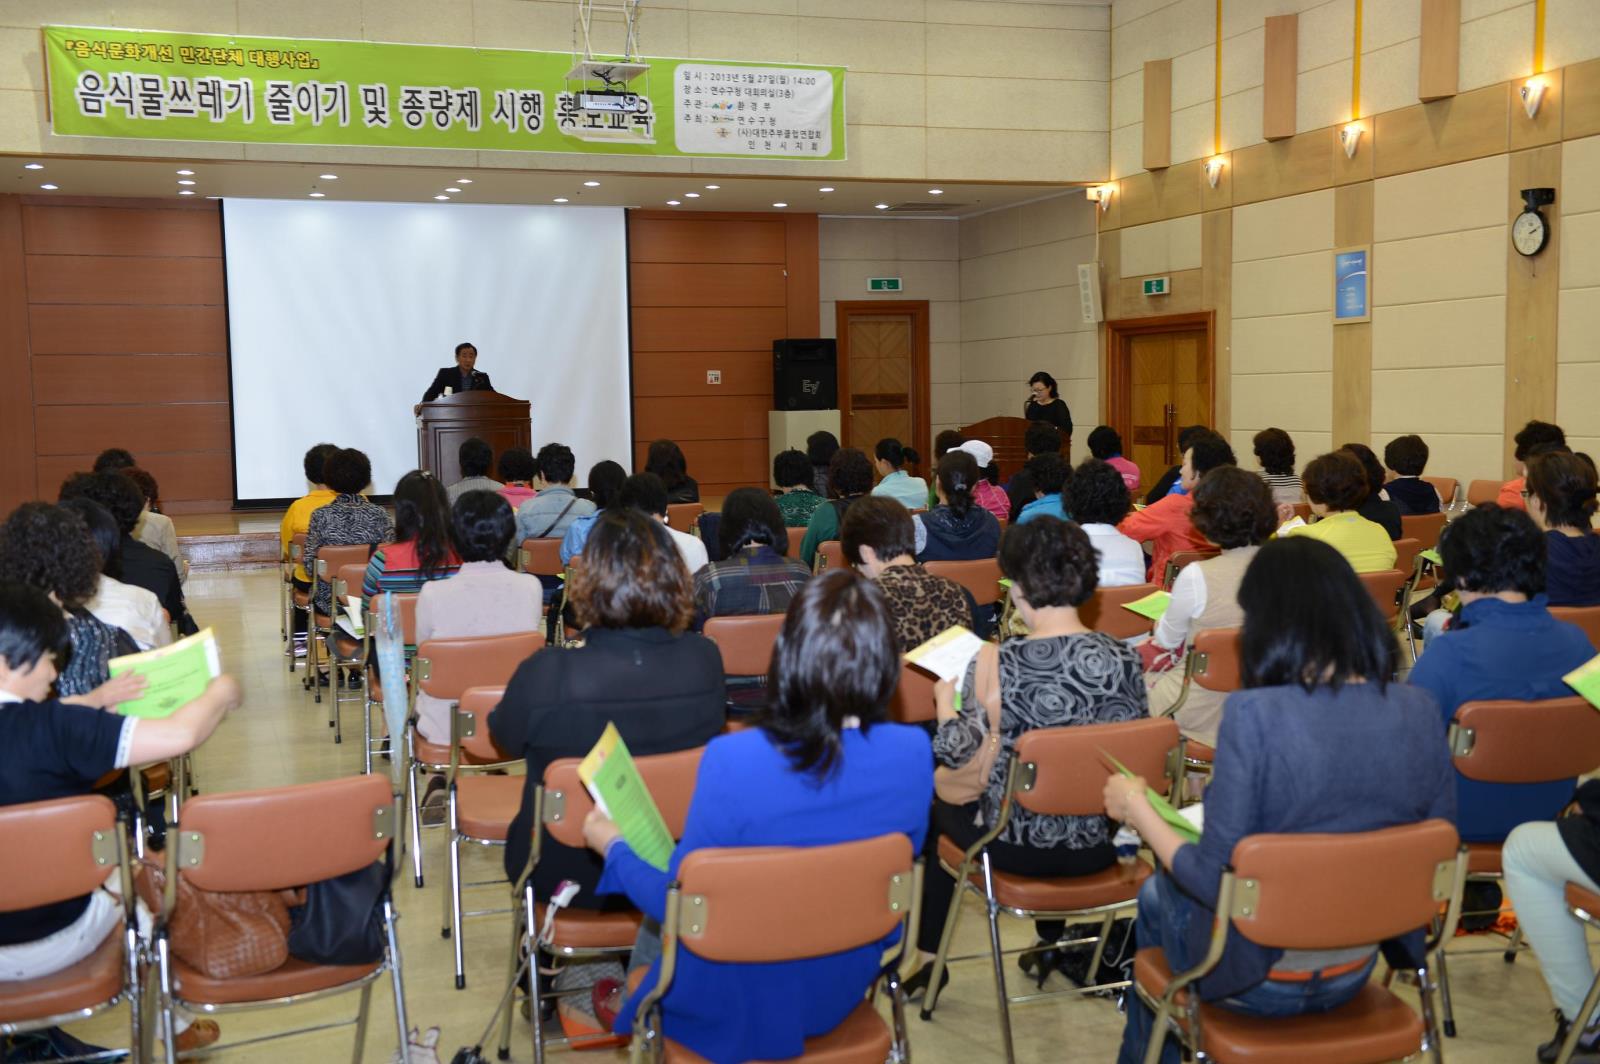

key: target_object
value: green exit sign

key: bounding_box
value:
[868,277,902,292]
[1143,276,1170,296]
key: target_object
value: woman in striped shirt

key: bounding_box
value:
[362,470,460,609]
[1252,427,1302,507]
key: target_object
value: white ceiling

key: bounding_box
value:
[2,154,1083,219]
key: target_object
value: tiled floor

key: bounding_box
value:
[66,567,1554,1062]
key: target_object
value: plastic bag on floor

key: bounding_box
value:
[389,1026,442,1064]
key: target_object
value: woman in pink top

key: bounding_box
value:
[958,439,1011,523]
[1088,426,1141,493]
[496,447,539,510]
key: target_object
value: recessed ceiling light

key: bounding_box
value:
[684,192,700,198]
[445,187,462,193]
[704,184,720,190]
[874,203,889,210]
[309,192,325,198]
[178,189,195,196]
[177,179,195,186]
[434,195,450,201]
[772,202,788,208]
[928,188,944,195]
[319,173,338,180]
[667,200,681,206]
[819,186,835,192]
[175,169,193,175]
[39,184,58,190]
[457,178,473,184]
[553,197,569,203]
[583,180,600,187]
[24,163,43,170]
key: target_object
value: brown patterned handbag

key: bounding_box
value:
[136,857,295,978]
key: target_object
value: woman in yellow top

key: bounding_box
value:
[280,442,341,601]
[1282,451,1397,573]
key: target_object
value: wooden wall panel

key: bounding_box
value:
[32,354,230,405]
[35,451,234,513]
[631,307,791,352]
[1331,183,1374,446]
[33,404,232,457]
[631,351,771,398]
[630,437,771,494]
[633,394,773,442]
[21,204,222,257]
[29,305,227,355]
[1504,145,1562,478]
[783,213,820,336]
[25,255,226,305]
[1263,15,1299,141]
[1374,83,1510,178]
[1119,160,1204,227]
[0,198,35,511]
[1418,0,1461,103]
[628,217,787,264]
[1143,60,1172,171]
[630,263,787,307]
[1232,128,1336,206]
[1566,57,1600,140]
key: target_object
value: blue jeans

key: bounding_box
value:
[1117,873,1377,1064]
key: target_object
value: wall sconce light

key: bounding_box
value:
[1204,156,1226,189]
[1086,184,1114,213]
[1522,77,1548,119]
[1340,123,1364,160]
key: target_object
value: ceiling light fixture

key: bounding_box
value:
[457,178,473,184]
[927,188,944,195]
[39,184,58,190]
[175,169,194,175]
[553,197,569,203]
[583,180,600,187]
[24,163,43,170]
[667,200,682,206]
[177,179,195,186]
[819,186,834,192]
[874,203,889,210]
[684,192,700,198]
[434,194,450,201]
[319,173,338,180]
[309,192,325,198]
[704,184,720,190]
[178,189,195,196]
[445,187,461,193]
[772,202,787,208]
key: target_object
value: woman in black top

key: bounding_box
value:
[1341,442,1402,540]
[806,430,840,498]
[645,438,699,504]
[1024,371,1073,443]
[491,509,725,906]
[1526,450,1600,607]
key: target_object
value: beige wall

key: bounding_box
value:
[0,0,1110,183]
[1560,132,1600,459]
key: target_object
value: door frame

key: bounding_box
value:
[1105,310,1215,464]
[834,300,932,459]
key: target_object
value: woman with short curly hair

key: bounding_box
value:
[1283,452,1396,573]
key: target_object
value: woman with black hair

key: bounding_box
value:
[692,487,812,629]
[916,451,1000,563]
[805,430,840,498]
[496,447,539,510]
[645,438,699,504]
[1005,467,1038,524]
[772,449,825,527]
[841,496,974,652]
[1340,442,1402,540]
[1088,425,1141,492]
[560,460,629,564]
[1108,537,1455,1064]
[63,497,169,651]
[799,447,876,567]
[582,568,932,1062]
[1065,458,1145,588]
[910,516,1146,997]
[362,470,460,609]
[1252,428,1301,507]
[59,471,194,635]
[1024,370,1073,444]
[303,447,393,616]
[957,439,1010,522]
[870,437,928,510]
[1143,424,1211,505]
[1525,450,1600,606]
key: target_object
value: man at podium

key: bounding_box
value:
[421,341,494,403]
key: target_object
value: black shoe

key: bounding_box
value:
[1539,1009,1600,1063]
[1018,946,1063,989]
[902,962,949,1004]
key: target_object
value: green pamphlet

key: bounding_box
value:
[1102,749,1201,844]
[108,627,222,719]
[1566,655,1600,711]
[1122,590,1172,621]
[1420,548,1443,566]
[579,723,675,872]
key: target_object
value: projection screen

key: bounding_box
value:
[223,199,631,502]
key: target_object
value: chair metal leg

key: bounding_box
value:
[447,792,468,989]
[156,936,179,1064]
[920,856,971,1019]
[385,898,412,1064]
[885,967,910,1064]
[1505,924,1524,962]
[1085,912,1115,982]
[363,687,374,775]
[497,894,527,1061]
[1435,945,1457,1037]
[1557,968,1600,1064]
[332,660,345,744]
[351,980,373,1064]
[980,852,1016,1064]
[124,919,143,1064]
[528,885,547,1064]
[406,733,425,888]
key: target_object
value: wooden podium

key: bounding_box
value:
[416,391,532,483]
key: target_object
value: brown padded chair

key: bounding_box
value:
[306,543,376,706]
[1558,884,1600,1064]
[628,835,915,1064]
[283,530,309,659]
[443,685,520,989]
[1162,548,1220,591]
[1421,476,1458,511]
[814,540,844,574]
[1158,627,1242,790]
[405,631,545,888]
[1400,512,1447,551]
[889,661,937,724]
[703,614,784,680]
[1552,605,1600,650]
[503,747,705,1064]
[1357,568,1408,626]
[0,795,140,1052]
[1082,582,1163,640]
[1465,478,1502,507]
[666,503,704,534]
[520,537,564,577]
[362,591,420,776]
[785,527,806,557]
[325,561,372,747]
[1291,502,1312,522]
[1133,819,1464,1064]
[925,558,1003,607]
[1439,696,1600,1036]
[922,718,1183,1063]
[155,773,409,1062]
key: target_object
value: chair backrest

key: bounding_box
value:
[785,527,805,557]
[314,542,374,580]
[1081,582,1162,640]
[673,834,914,963]
[1451,696,1600,783]
[520,537,564,577]
[816,540,843,573]
[1552,605,1600,650]
[1421,476,1457,510]
[1188,627,1243,693]
[925,558,1003,607]
[1400,512,1447,550]
[1391,538,1421,583]
[541,746,706,848]
[0,794,120,913]
[285,531,308,568]
[703,614,784,679]
[1358,569,1408,621]
[1226,820,1460,950]
[1291,502,1312,522]
[174,774,394,893]
[369,591,420,646]
[889,661,937,723]
[454,685,513,763]
[1013,717,1181,816]
[333,563,366,606]
[1466,478,1502,506]
[666,503,703,534]
[415,631,544,702]
[1163,549,1219,590]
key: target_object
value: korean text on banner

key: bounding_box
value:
[43,26,847,161]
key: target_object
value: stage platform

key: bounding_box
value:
[173,511,284,572]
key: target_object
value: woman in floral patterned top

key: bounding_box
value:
[905,515,1147,999]
[304,448,393,615]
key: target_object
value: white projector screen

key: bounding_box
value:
[223,199,631,502]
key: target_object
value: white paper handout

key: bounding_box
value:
[905,626,985,683]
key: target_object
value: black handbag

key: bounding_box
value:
[287,859,387,965]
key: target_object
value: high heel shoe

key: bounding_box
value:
[1018,946,1063,989]
[901,962,949,1004]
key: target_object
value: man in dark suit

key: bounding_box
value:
[420,341,493,404]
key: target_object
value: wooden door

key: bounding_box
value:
[836,302,930,459]
[1116,322,1211,483]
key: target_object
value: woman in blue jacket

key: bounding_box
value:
[582,568,934,1063]
[1105,537,1455,1064]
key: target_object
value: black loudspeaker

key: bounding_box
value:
[773,338,837,410]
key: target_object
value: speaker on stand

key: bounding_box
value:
[772,338,838,410]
